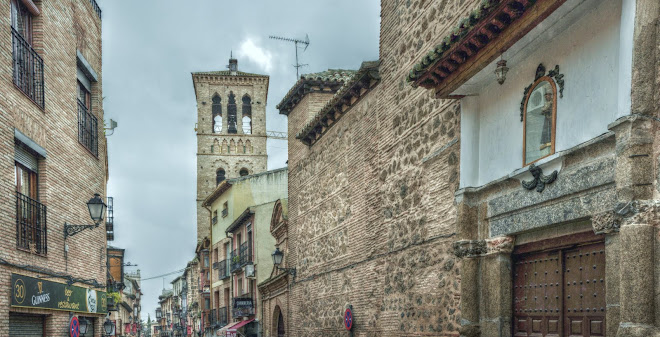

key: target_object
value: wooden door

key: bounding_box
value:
[513,241,606,336]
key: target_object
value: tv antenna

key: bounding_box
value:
[269,34,310,79]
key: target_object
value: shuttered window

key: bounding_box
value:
[9,313,44,337]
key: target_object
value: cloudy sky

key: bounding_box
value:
[98,0,380,321]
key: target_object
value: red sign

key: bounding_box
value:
[344,308,353,330]
[69,316,80,337]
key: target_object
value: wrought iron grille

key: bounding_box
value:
[16,191,47,254]
[212,215,217,225]
[88,0,102,19]
[106,197,114,242]
[78,99,98,156]
[230,249,241,272]
[209,309,217,326]
[12,27,44,109]
[218,307,228,326]
[218,259,230,280]
[239,241,252,266]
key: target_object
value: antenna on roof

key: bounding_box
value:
[269,34,310,79]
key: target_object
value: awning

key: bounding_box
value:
[227,318,255,332]
[217,322,234,333]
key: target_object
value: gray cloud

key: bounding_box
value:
[99,0,380,320]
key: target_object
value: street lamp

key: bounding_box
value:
[103,319,115,336]
[64,193,107,238]
[79,317,89,335]
[271,247,296,278]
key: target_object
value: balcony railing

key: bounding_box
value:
[88,0,102,19]
[12,27,44,109]
[239,241,252,266]
[230,250,241,272]
[78,100,98,156]
[209,309,217,326]
[218,307,228,326]
[212,215,217,225]
[222,208,228,217]
[218,259,230,280]
[16,191,47,255]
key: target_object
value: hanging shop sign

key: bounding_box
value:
[11,273,107,314]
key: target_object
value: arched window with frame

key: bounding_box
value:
[212,94,222,133]
[227,92,237,134]
[523,76,557,165]
[239,168,249,177]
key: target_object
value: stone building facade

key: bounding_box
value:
[407,0,660,336]
[192,57,270,241]
[280,0,660,336]
[202,168,287,337]
[280,17,465,335]
[258,199,291,337]
[0,0,109,336]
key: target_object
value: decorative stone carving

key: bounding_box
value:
[452,240,486,258]
[521,164,558,192]
[453,236,514,258]
[485,236,515,255]
[592,211,620,234]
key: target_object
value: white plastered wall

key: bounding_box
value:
[459,0,634,188]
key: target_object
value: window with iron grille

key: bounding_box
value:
[15,144,46,255]
[11,0,44,109]
[78,80,98,156]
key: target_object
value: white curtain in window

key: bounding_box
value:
[214,116,223,133]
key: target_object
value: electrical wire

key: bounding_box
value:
[140,268,186,281]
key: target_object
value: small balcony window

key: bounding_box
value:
[78,80,98,156]
[11,0,44,108]
[15,144,46,255]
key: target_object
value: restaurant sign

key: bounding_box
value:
[11,273,107,314]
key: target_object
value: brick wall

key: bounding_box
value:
[283,0,482,336]
[0,0,107,335]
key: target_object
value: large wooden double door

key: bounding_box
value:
[514,241,606,336]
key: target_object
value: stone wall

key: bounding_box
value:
[283,1,481,335]
[0,0,108,336]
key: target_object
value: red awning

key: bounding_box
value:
[227,318,255,332]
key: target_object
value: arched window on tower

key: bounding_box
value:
[212,94,222,133]
[239,168,249,177]
[227,92,237,134]
[242,95,252,134]
[216,168,226,185]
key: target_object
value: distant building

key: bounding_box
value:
[257,199,290,337]
[202,168,288,337]
[192,57,270,241]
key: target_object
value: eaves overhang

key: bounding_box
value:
[296,61,380,146]
[408,0,565,98]
[276,69,356,115]
[225,208,254,234]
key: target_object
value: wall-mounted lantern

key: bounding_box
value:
[103,319,115,336]
[271,247,296,278]
[64,193,107,238]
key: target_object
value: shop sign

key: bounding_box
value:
[233,297,253,308]
[11,273,107,314]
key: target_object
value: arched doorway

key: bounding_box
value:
[272,305,285,337]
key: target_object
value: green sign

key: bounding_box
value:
[11,273,107,314]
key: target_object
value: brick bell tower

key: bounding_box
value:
[192,56,269,240]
